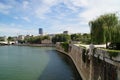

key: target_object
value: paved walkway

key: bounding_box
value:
[74,44,106,49]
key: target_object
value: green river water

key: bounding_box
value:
[0,46,81,80]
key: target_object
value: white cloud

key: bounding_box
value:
[14,16,19,19]
[0,23,36,36]
[48,21,89,34]
[14,16,31,22]
[35,0,60,18]
[34,0,87,18]
[79,0,120,23]
[0,0,120,35]
[0,3,12,14]
[71,0,88,7]
[63,0,88,11]
[21,17,30,22]
[33,0,120,33]
[22,1,29,10]
[42,0,58,5]
[35,5,51,19]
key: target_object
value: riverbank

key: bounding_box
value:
[14,43,55,47]
[57,51,82,80]
[56,43,120,80]
[56,48,85,80]
[0,43,8,46]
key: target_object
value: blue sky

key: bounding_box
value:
[0,0,120,36]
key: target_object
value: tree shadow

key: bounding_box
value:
[37,50,82,80]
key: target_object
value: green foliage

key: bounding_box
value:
[20,35,51,44]
[93,48,96,54]
[110,24,120,43]
[7,37,14,41]
[82,48,86,63]
[101,13,118,28]
[108,43,120,50]
[61,42,69,52]
[89,13,119,46]
[81,33,91,44]
[107,50,119,59]
[97,55,101,63]
[42,35,50,40]
[25,36,42,44]
[70,33,91,44]
[52,34,70,44]
[101,48,119,58]
[71,34,82,41]
[18,40,25,44]
[0,37,5,41]
[89,18,105,44]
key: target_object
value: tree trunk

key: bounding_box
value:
[106,41,108,49]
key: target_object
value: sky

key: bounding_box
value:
[0,0,120,36]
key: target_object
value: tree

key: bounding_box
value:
[100,13,118,47]
[89,17,105,44]
[25,36,42,44]
[109,23,120,50]
[61,42,69,52]
[52,34,70,44]
[0,37,5,41]
[81,33,91,44]
[71,34,82,41]
[89,13,119,47]
[42,35,50,40]
[18,40,25,44]
[7,37,14,41]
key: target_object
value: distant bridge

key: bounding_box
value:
[0,41,16,44]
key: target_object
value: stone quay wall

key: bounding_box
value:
[56,43,120,80]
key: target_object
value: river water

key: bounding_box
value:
[0,46,81,80]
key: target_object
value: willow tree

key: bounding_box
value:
[89,13,119,47]
[100,13,118,47]
[89,17,105,44]
[111,24,120,43]
[110,23,120,49]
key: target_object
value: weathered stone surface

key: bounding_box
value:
[56,43,120,80]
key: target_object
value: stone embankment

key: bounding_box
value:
[56,43,120,80]
[15,43,55,47]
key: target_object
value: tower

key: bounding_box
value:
[63,31,68,34]
[39,28,43,35]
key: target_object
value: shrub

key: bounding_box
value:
[82,48,86,63]
[107,50,119,59]
[61,42,69,52]
[108,43,120,50]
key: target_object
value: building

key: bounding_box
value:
[47,34,55,39]
[0,36,7,41]
[39,28,43,35]
[63,31,68,34]
[24,35,31,39]
[17,35,25,41]
[41,39,52,44]
[11,36,17,41]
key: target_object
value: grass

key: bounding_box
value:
[99,48,120,58]
[76,43,119,58]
